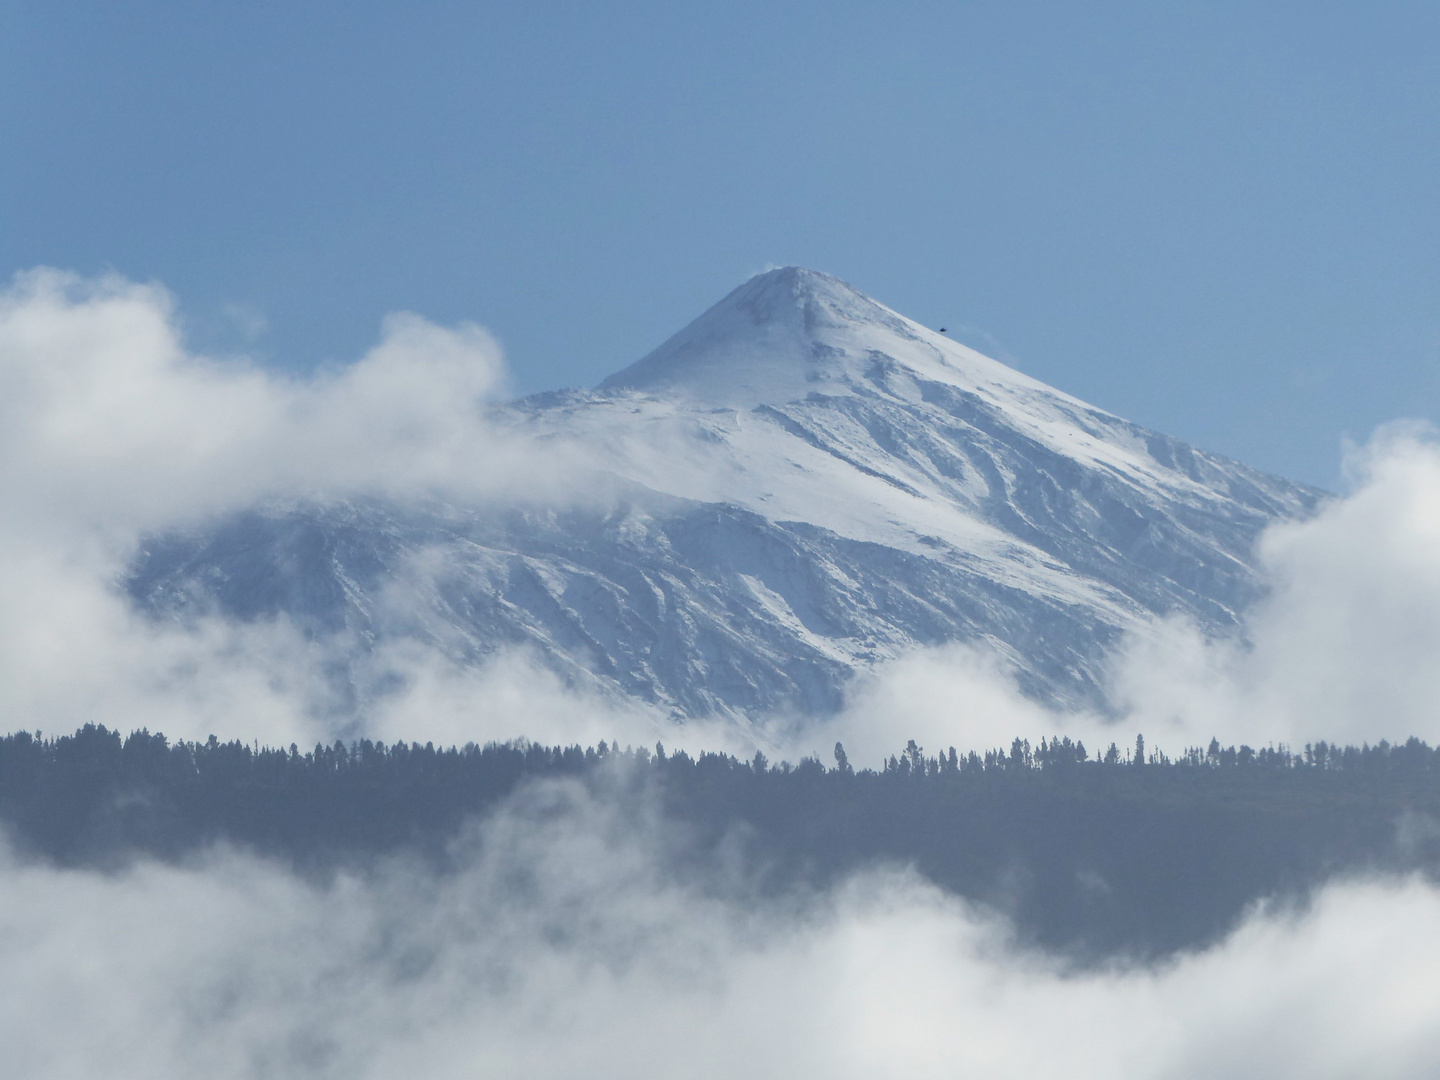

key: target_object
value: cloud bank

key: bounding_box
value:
[0,270,530,540]
[2,780,1438,1079]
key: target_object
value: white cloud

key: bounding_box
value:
[810,642,1086,767]
[0,783,1437,1079]
[359,640,762,758]
[0,268,554,541]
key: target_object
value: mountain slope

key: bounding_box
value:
[130,269,1323,719]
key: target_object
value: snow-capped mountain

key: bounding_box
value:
[130,268,1322,719]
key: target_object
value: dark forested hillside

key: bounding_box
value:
[4,725,1439,959]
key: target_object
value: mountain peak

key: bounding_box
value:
[600,267,924,405]
[600,266,1045,410]
[718,265,889,320]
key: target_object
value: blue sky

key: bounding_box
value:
[3,0,1436,488]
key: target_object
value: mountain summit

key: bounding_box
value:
[603,267,1055,410]
[601,267,931,404]
[131,270,1323,721]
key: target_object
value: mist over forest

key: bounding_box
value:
[8,723,1440,960]
[5,722,1440,1077]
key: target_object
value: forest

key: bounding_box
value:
[3,723,1439,959]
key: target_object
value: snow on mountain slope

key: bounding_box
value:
[129,269,1323,720]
